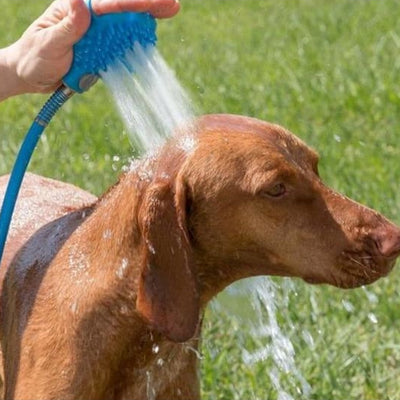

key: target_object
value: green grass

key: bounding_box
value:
[1,0,400,398]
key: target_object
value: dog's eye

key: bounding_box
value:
[262,183,286,198]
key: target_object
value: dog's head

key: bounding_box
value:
[135,114,400,341]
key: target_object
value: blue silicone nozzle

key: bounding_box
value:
[63,0,157,93]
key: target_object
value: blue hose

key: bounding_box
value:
[0,86,73,263]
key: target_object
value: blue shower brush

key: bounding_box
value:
[64,0,157,92]
[0,1,157,263]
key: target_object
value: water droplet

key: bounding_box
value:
[146,371,156,400]
[302,330,315,348]
[156,358,164,367]
[368,312,378,324]
[103,229,112,239]
[71,301,78,314]
[342,299,355,312]
[120,305,129,315]
[362,287,379,304]
[116,258,129,279]
[185,345,203,360]
[147,241,156,255]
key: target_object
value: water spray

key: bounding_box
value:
[0,0,157,263]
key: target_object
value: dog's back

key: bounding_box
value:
[0,173,96,274]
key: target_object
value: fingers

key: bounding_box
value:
[64,0,91,43]
[49,0,90,46]
[91,0,180,19]
[148,0,180,19]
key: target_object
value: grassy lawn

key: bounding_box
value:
[1,0,400,399]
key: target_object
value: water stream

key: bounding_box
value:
[100,44,195,154]
[214,278,312,400]
[100,42,310,399]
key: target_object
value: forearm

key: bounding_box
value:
[0,44,28,102]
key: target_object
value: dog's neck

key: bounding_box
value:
[194,252,270,306]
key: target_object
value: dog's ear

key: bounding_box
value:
[136,174,199,342]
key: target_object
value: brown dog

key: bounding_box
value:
[0,114,399,400]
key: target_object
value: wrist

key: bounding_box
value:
[0,42,36,101]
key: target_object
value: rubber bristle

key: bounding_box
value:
[63,10,157,92]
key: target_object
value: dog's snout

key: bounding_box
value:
[371,225,400,259]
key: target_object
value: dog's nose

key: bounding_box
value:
[372,225,400,259]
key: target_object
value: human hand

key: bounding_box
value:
[2,0,179,98]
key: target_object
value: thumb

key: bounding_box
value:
[53,0,91,46]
